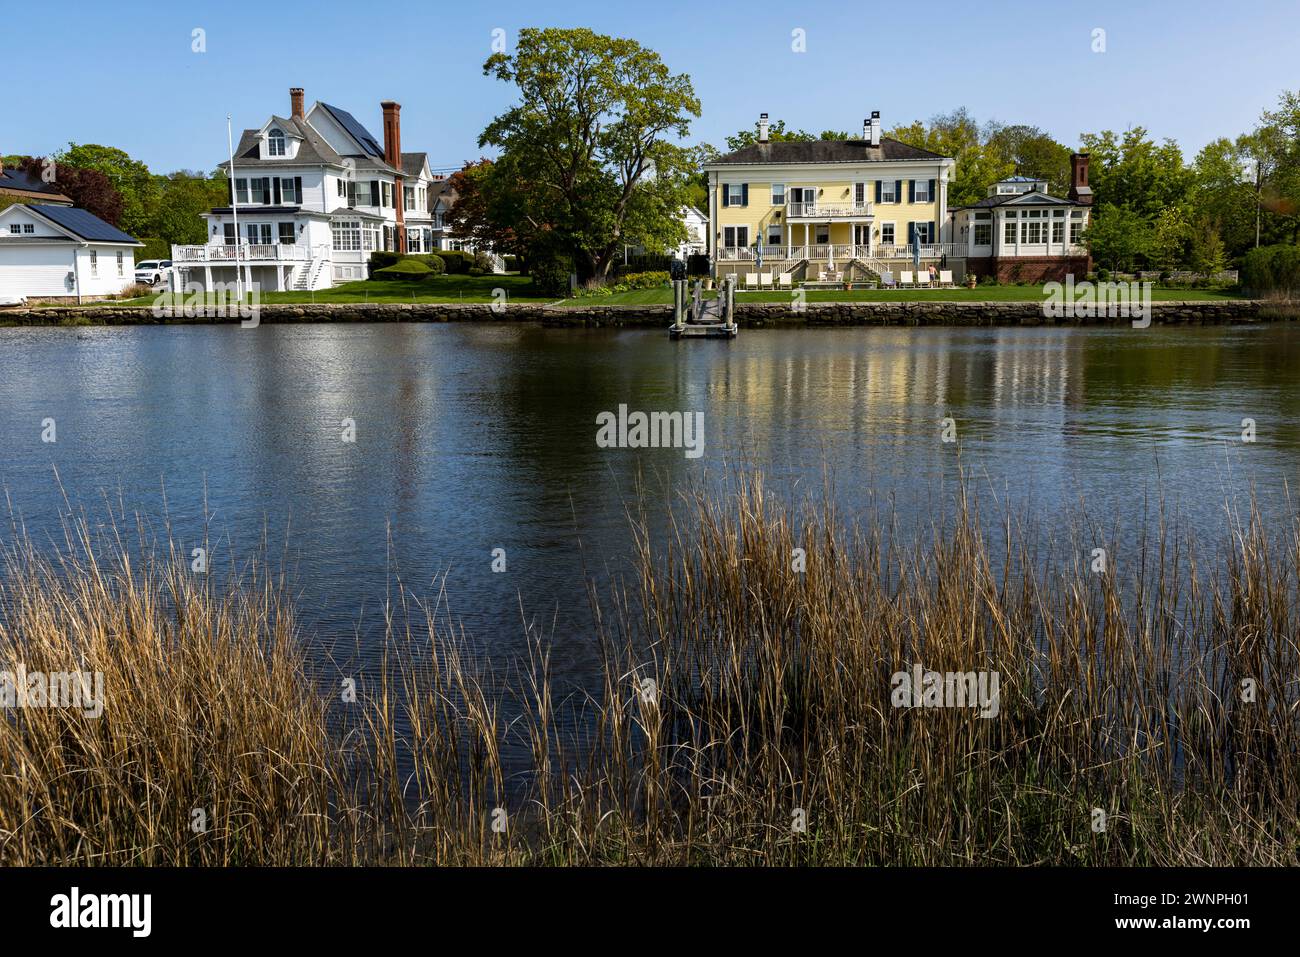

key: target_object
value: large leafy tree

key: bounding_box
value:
[985,124,1073,194]
[1078,128,1189,219]
[480,27,701,280]
[1083,204,1151,271]
[151,170,229,246]
[887,109,1012,207]
[55,143,159,235]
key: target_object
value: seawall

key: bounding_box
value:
[2,299,1294,328]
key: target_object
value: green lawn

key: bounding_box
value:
[114,273,551,306]
[556,284,1246,307]
[97,275,1245,309]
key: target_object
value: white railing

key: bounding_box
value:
[718,244,878,263]
[873,243,962,260]
[172,243,327,263]
[786,202,873,219]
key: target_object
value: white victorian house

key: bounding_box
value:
[174,87,441,292]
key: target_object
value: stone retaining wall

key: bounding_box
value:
[2,299,1293,329]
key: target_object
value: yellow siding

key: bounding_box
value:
[714,176,943,246]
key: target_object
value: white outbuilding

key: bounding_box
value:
[0,203,143,304]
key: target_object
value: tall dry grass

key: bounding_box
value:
[1,475,1297,865]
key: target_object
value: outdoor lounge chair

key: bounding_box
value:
[898,271,914,288]
[939,270,954,287]
[915,271,931,288]
[760,271,773,289]
[778,273,793,290]
[745,273,759,290]
[880,271,896,289]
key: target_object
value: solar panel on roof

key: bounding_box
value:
[30,205,139,244]
[320,103,385,158]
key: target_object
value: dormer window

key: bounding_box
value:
[268,129,286,157]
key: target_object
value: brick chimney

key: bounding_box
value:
[381,100,406,253]
[1068,152,1092,205]
[290,87,305,120]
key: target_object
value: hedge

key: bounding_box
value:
[373,259,432,280]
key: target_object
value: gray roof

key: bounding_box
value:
[708,137,948,166]
[401,152,428,177]
[221,118,345,171]
[27,205,141,244]
[954,192,1080,210]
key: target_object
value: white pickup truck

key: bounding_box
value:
[134,259,173,286]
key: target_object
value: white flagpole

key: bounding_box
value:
[227,114,244,300]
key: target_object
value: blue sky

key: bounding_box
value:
[6,0,1299,174]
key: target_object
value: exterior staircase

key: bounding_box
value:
[294,256,329,291]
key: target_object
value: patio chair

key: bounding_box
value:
[760,271,773,289]
[778,273,793,290]
[745,273,759,291]
[939,270,954,287]
[915,271,931,288]
[880,271,896,289]
[898,271,914,288]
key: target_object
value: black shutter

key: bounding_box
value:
[894,180,902,203]
[875,180,881,203]
[928,179,936,203]
[228,177,234,204]
[741,183,748,207]
[347,181,356,208]
[371,180,379,207]
[262,177,271,204]
[908,222,916,245]
[295,177,303,206]
[909,180,915,203]
[721,187,728,209]
[273,178,281,205]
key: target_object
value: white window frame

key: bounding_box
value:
[117,251,124,276]
[332,220,361,252]
[767,223,782,246]
[914,181,932,203]
[90,250,98,277]
[880,180,897,203]
[725,184,743,206]
[973,222,992,246]
[880,222,895,245]
[268,129,286,157]
[771,183,785,205]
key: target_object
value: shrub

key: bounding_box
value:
[1242,244,1300,295]
[528,254,574,297]
[502,255,519,272]
[374,259,432,280]
[421,254,445,276]
[437,250,474,274]
[472,250,494,273]
[467,267,486,277]
[611,270,670,292]
[368,251,402,275]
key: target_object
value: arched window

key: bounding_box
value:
[268,128,286,157]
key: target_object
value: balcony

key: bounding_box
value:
[172,243,329,263]
[785,201,873,220]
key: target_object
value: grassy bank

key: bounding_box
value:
[2,479,1298,865]
[110,274,551,306]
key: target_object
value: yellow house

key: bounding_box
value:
[705,111,957,282]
